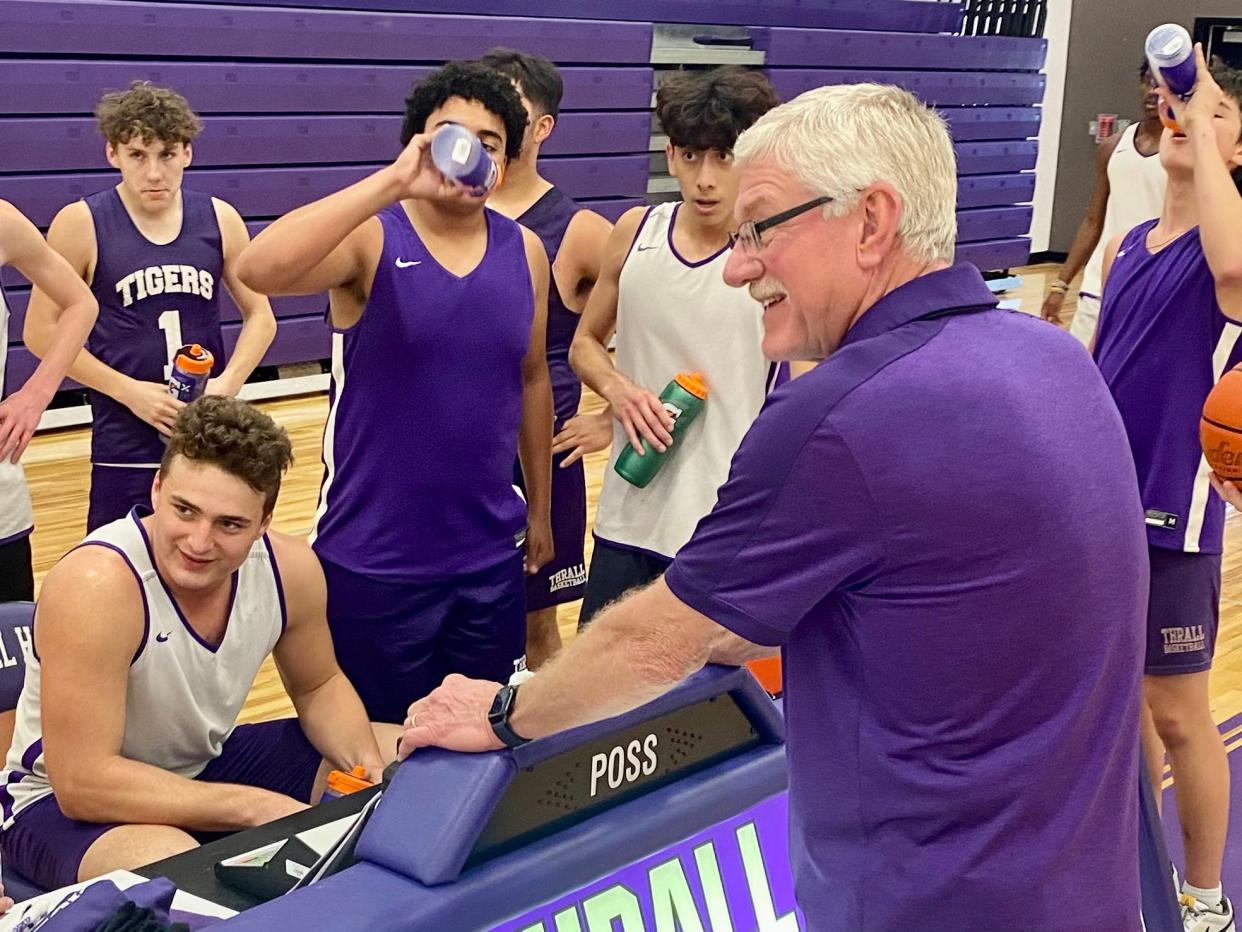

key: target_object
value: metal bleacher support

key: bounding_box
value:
[0,0,1045,418]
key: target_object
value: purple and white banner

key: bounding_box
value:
[494,793,804,931]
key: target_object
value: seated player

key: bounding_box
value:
[0,396,399,890]
[236,62,553,723]
[24,81,276,532]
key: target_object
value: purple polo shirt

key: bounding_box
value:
[666,264,1146,931]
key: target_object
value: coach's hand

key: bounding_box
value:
[525,516,553,576]
[398,675,504,760]
[552,411,613,467]
[603,374,674,455]
[0,383,53,463]
[387,134,486,204]
[1040,290,1066,326]
[121,379,185,437]
[0,879,13,915]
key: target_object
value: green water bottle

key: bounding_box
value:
[614,371,708,488]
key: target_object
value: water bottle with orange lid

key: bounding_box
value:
[167,343,214,402]
[614,371,708,488]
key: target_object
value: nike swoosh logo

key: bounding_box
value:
[395,258,422,268]
[155,632,171,643]
[636,245,659,252]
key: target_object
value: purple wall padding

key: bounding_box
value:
[754,27,1047,71]
[123,0,964,34]
[954,141,1039,176]
[955,237,1031,271]
[0,2,652,63]
[957,206,1034,242]
[0,61,655,116]
[767,69,1047,107]
[0,111,653,173]
[940,106,1042,141]
[957,173,1037,209]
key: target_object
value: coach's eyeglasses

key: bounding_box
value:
[729,195,833,255]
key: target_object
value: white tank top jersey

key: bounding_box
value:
[594,202,780,560]
[0,285,34,543]
[1079,122,1167,299]
[1,509,286,827]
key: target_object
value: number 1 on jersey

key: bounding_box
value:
[158,310,182,380]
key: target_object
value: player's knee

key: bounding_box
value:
[79,824,198,882]
[1148,697,1210,748]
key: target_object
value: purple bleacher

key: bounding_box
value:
[131,0,964,33]
[766,70,1047,108]
[956,206,1033,242]
[754,28,1047,71]
[3,157,650,228]
[1,2,652,63]
[4,313,330,396]
[954,141,1039,176]
[0,61,654,116]
[0,111,652,173]
[940,107,1042,141]
[957,174,1037,209]
[955,238,1031,271]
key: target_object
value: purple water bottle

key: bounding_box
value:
[429,123,499,195]
[168,344,214,402]
[1146,24,1197,99]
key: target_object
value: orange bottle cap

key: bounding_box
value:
[675,371,708,399]
[176,344,214,375]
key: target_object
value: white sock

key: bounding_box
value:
[1183,882,1224,910]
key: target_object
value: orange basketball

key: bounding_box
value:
[1201,369,1242,482]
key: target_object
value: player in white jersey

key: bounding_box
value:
[0,201,98,602]
[0,396,399,890]
[1041,59,1166,342]
[569,68,783,626]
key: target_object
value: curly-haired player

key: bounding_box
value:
[0,396,399,889]
[236,62,554,723]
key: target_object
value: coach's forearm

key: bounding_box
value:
[509,580,712,739]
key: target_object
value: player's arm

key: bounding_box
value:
[1041,133,1119,323]
[517,228,554,576]
[1168,48,1242,321]
[1087,232,1126,355]
[209,199,276,397]
[236,134,473,302]
[556,208,613,313]
[568,207,673,453]
[25,202,184,436]
[0,200,97,462]
[40,547,306,831]
[268,532,388,782]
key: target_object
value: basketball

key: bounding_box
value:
[1202,369,1242,482]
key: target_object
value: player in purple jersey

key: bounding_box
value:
[0,201,97,603]
[24,82,276,533]
[1093,50,1242,932]
[401,84,1147,931]
[481,49,613,669]
[237,63,554,724]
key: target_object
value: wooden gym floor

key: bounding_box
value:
[18,263,1242,727]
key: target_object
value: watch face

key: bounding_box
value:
[489,686,512,723]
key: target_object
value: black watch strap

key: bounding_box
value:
[489,684,529,748]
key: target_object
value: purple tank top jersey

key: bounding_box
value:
[1094,220,1242,554]
[312,204,534,582]
[517,186,584,423]
[85,188,225,466]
